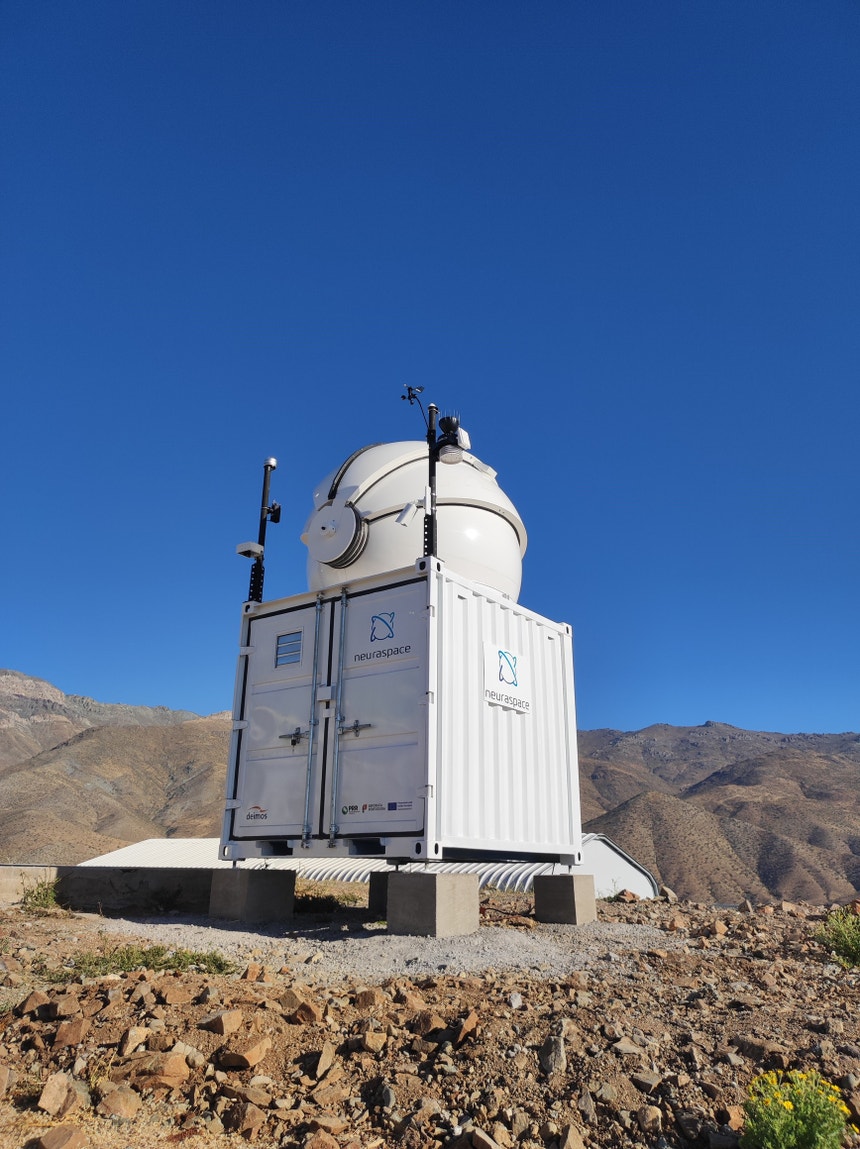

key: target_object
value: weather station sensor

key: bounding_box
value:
[218,392,653,934]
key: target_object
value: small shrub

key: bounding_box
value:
[741,1068,857,1149]
[7,1069,43,1109]
[814,908,860,967]
[86,1049,117,1096]
[18,877,60,913]
[603,885,628,903]
[44,942,237,982]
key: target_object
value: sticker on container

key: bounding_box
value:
[352,605,414,663]
[483,643,532,713]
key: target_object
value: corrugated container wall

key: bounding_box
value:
[431,565,581,857]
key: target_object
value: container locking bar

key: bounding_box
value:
[300,594,323,848]
[279,727,308,746]
[328,588,349,847]
[338,719,373,738]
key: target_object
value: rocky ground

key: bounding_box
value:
[1,888,860,1149]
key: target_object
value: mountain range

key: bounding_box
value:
[2,669,858,904]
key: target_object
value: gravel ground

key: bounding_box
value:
[68,907,685,982]
[5,894,860,1149]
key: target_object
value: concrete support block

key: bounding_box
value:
[367,871,389,918]
[209,868,296,923]
[386,872,479,937]
[533,873,597,925]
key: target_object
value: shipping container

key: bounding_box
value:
[220,556,582,864]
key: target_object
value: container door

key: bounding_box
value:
[231,601,327,839]
[322,580,427,839]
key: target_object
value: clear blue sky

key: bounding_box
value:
[2,1,859,734]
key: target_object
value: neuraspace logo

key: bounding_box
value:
[370,612,395,641]
[483,642,532,713]
[354,608,412,663]
[498,650,518,687]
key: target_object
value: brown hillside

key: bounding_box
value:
[587,789,858,904]
[0,668,199,768]
[0,717,229,865]
[580,721,860,799]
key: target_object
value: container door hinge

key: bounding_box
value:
[421,785,434,798]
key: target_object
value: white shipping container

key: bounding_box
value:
[220,556,583,865]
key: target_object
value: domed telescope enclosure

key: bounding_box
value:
[302,438,526,601]
[218,393,606,933]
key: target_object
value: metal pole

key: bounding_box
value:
[248,457,277,603]
[424,404,438,557]
[328,587,349,846]
[301,593,323,847]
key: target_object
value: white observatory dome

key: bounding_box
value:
[301,441,527,600]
